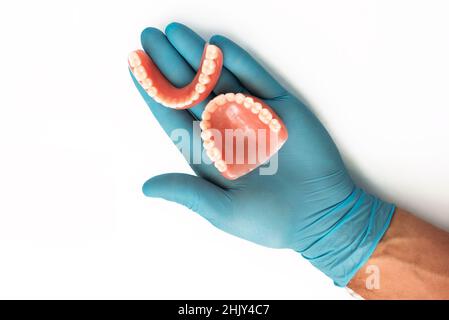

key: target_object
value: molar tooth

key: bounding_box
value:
[205,102,218,113]
[203,140,214,150]
[195,83,206,93]
[235,93,245,104]
[191,92,200,101]
[207,147,221,162]
[205,45,219,60]
[251,102,262,114]
[243,97,254,108]
[202,111,211,120]
[198,73,210,85]
[200,120,211,130]
[202,59,216,75]
[128,52,141,68]
[134,66,147,81]
[141,78,153,89]
[201,129,212,140]
[147,87,157,97]
[259,114,270,124]
[259,108,273,123]
[203,59,216,69]
[214,94,226,105]
[214,159,227,172]
[269,119,281,132]
[225,93,235,101]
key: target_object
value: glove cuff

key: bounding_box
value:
[298,187,395,287]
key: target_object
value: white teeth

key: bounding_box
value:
[191,92,200,101]
[259,108,273,123]
[147,87,157,97]
[154,95,162,103]
[202,65,215,75]
[225,93,235,101]
[243,97,254,108]
[214,159,227,172]
[203,59,216,69]
[205,102,218,113]
[128,52,141,68]
[269,118,281,133]
[203,140,214,150]
[201,129,212,140]
[205,45,219,60]
[202,111,211,120]
[207,147,221,161]
[251,102,262,114]
[235,93,245,104]
[198,73,210,85]
[134,66,147,81]
[195,83,206,93]
[141,78,153,89]
[200,120,210,130]
[215,94,226,105]
[259,114,270,124]
[202,59,216,75]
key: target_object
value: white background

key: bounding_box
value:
[0,0,448,299]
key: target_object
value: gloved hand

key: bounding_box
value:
[130,22,395,286]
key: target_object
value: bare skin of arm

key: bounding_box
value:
[348,208,449,299]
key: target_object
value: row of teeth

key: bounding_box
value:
[200,93,282,173]
[129,45,220,109]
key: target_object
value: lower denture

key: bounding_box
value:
[129,44,223,109]
[129,43,288,180]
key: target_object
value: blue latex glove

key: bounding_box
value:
[131,22,395,286]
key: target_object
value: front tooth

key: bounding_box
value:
[154,96,162,104]
[205,102,218,113]
[203,140,214,150]
[202,111,211,120]
[215,94,226,105]
[207,147,221,161]
[200,120,211,130]
[225,93,235,101]
[147,87,157,97]
[205,45,219,60]
[269,119,281,132]
[214,159,227,172]
[134,66,147,81]
[141,78,153,89]
[128,52,141,68]
[235,93,245,104]
[198,73,210,85]
[251,102,262,114]
[201,129,212,140]
[243,97,254,108]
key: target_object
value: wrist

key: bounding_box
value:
[348,209,449,299]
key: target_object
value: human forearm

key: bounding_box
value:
[348,208,449,299]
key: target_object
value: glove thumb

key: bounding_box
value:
[142,173,229,222]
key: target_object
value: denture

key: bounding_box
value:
[129,44,223,109]
[130,44,288,180]
[200,94,288,179]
